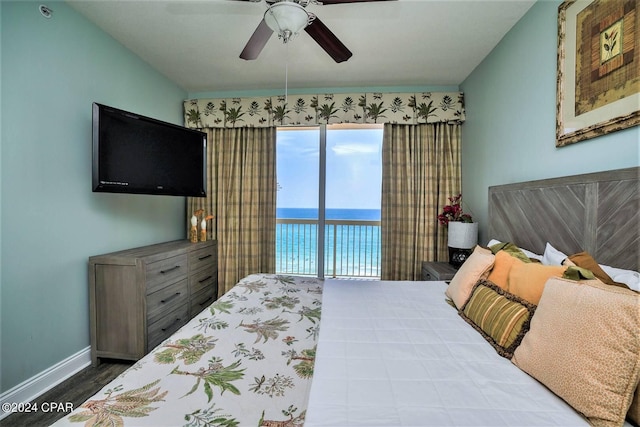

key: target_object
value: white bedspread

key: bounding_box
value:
[306,279,588,427]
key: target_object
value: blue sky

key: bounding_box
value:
[276,127,383,210]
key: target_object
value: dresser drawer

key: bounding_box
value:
[190,286,216,317]
[147,302,189,350]
[189,245,216,272]
[145,254,188,294]
[146,278,189,325]
[190,266,216,295]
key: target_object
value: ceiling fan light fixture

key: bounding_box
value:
[264,2,310,43]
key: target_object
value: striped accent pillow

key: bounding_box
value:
[460,279,536,359]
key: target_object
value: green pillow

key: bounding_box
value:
[489,242,532,263]
[562,266,596,281]
[460,279,536,359]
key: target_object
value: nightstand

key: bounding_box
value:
[421,261,459,281]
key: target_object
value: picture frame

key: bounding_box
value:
[556,0,639,147]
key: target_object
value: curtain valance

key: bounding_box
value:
[184,91,464,128]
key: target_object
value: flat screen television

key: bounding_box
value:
[92,103,207,197]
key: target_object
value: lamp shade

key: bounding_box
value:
[264,2,310,42]
[447,222,478,249]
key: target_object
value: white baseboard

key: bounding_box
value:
[0,347,91,420]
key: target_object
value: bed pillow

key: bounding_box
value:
[487,239,543,262]
[629,390,640,426]
[561,266,595,281]
[512,277,640,427]
[445,246,495,309]
[459,279,535,359]
[488,241,532,263]
[542,242,568,265]
[486,250,520,290]
[567,251,629,289]
[507,260,567,305]
[600,265,640,292]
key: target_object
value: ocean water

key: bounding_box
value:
[276,208,381,277]
[277,207,381,221]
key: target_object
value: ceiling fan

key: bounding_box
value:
[236,0,396,63]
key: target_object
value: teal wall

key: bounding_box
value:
[1,1,187,392]
[460,0,640,246]
[0,1,4,393]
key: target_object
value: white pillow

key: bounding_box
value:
[542,242,567,265]
[487,238,501,247]
[601,265,640,292]
[486,238,543,262]
[520,247,543,262]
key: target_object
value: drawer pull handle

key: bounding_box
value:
[198,254,212,261]
[161,317,181,332]
[198,275,213,284]
[161,292,181,303]
[160,265,181,274]
[199,297,213,306]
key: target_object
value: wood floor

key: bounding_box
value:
[0,361,132,427]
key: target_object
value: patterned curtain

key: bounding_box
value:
[184,92,465,128]
[188,127,277,296]
[381,123,462,280]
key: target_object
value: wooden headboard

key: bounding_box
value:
[488,167,639,271]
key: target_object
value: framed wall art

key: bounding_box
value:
[556,0,639,147]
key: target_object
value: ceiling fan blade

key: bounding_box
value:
[240,19,273,60]
[318,0,397,4]
[305,16,352,63]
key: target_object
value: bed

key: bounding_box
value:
[53,167,639,427]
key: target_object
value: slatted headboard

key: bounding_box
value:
[488,167,639,271]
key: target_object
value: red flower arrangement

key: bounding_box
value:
[438,194,473,226]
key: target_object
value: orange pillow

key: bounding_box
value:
[486,250,519,290]
[508,261,567,305]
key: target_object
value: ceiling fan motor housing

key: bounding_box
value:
[240,0,379,62]
[266,0,311,5]
[264,1,310,42]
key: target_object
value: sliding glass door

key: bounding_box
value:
[325,125,382,277]
[276,124,383,278]
[276,127,321,276]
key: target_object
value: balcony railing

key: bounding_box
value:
[276,218,381,278]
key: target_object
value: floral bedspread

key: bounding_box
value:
[54,274,324,427]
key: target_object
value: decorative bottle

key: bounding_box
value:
[200,219,207,242]
[190,215,198,243]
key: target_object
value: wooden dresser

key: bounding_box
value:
[89,240,217,365]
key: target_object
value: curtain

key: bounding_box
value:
[381,123,462,280]
[188,127,277,296]
[184,92,465,129]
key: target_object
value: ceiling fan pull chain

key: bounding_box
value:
[284,42,289,124]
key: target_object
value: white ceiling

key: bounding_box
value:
[66,0,536,94]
